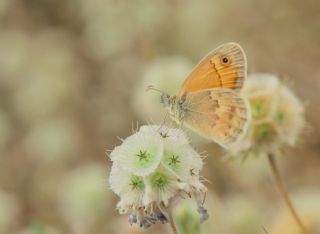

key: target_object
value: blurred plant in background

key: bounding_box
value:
[0,191,18,234]
[0,109,12,152]
[222,195,264,234]
[174,200,201,234]
[18,223,63,234]
[269,189,320,234]
[58,164,110,234]
[229,73,305,158]
[24,117,81,164]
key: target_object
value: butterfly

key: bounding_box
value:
[150,43,250,148]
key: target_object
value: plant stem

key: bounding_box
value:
[267,153,309,234]
[168,209,178,234]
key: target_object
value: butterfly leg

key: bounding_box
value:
[157,112,169,132]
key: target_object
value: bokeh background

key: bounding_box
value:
[0,0,319,234]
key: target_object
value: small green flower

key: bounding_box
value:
[129,175,144,191]
[150,171,169,190]
[254,123,277,142]
[163,150,181,169]
[274,110,285,123]
[109,164,144,204]
[169,155,180,166]
[250,96,271,120]
[110,132,163,176]
[136,150,151,164]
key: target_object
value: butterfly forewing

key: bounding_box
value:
[178,43,247,97]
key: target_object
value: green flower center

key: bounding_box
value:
[254,123,277,142]
[150,171,168,190]
[168,155,180,166]
[274,111,285,123]
[129,175,144,190]
[160,131,169,138]
[136,150,151,164]
[250,97,270,120]
[163,149,181,171]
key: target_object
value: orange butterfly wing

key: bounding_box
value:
[178,42,247,97]
[181,89,249,147]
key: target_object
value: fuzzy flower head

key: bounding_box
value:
[109,125,207,229]
[229,73,305,157]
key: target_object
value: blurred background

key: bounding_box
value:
[0,0,319,233]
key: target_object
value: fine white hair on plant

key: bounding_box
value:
[108,125,207,229]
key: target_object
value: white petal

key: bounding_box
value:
[187,146,204,174]
[161,140,195,179]
[110,132,163,176]
[143,167,179,206]
[140,125,189,145]
[109,164,145,210]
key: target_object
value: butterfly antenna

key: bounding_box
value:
[145,85,164,94]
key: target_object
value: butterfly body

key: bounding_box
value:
[161,93,185,123]
[160,43,250,148]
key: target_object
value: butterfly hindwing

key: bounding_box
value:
[182,89,249,147]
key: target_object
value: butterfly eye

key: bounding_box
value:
[221,56,231,65]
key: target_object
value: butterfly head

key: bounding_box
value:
[146,85,177,110]
[161,93,187,124]
[160,93,174,107]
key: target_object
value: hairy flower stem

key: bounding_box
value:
[168,209,178,234]
[267,153,309,234]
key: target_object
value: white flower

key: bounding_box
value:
[110,131,164,176]
[229,73,305,157]
[108,125,207,229]
[143,166,180,206]
[109,164,145,214]
[161,141,195,180]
